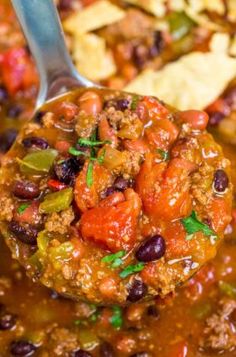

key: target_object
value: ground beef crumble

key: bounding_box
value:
[200,298,236,351]
[45,207,75,235]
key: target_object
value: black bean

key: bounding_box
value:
[33,111,45,124]
[135,235,166,262]
[127,279,147,302]
[99,342,115,357]
[115,99,130,111]
[10,340,36,356]
[0,85,8,103]
[208,112,225,126]
[72,350,92,357]
[54,157,82,184]
[0,128,18,153]
[22,136,49,150]
[133,45,149,69]
[101,186,117,199]
[130,353,151,357]
[7,105,22,118]
[113,177,130,191]
[213,169,229,193]
[13,180,39,199]
[0,313,17,330]
[9,221,38,245]
[146,305,160,319]
[150,30,164,57]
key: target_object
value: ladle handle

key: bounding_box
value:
[11,0,93,109]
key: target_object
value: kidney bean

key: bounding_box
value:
[133,45,149,69]
[178,110,209,130]
[99,342,115,357]
[146,305,160,319]
[9,221,38,245]
[115,99,130,111]
[0,85,8,103]
[213,169,229,193]
[22,136,49,150]
[73,350,92,357]
[130,353,151,357]
[10,340,37,356]
[58,0,73,10]
[78,91,102,116]
[7,104,22,118]
[13,180,39,199]
[113,177,130,191]
[135,235,166,262]
[54,157,83,184]
[127,279,147,302]
[224,86,236,107]
[0,313,17,330]
[0,129,18,153]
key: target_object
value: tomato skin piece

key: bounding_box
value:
[74,162,112,212]
[136,155,194,221]
[79,189,141,252]
[0,47,38,95]
[47,179,67,191]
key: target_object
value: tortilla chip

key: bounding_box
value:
[124,0,166,17]
[209,33,230,53]
[186,7,224,31]
[63,0,125,34]
[72,33,116,81]
[229,35,236,57]
[228,0,236,22]
[125,52,236,110]
[168,0,186,12]
[187,0,225,14]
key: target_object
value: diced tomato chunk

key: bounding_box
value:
[0,47,38,95]
[123,138,150,154]
[74,162,112,212]
[145,118,179,150]
[141,96,169,119]
[207,196,232,234]
[79,188,141,252]
[136,155,194,221]
[14,201,40,225]
[168,341,188,357]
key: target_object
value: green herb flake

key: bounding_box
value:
[89,310,100,323]
[101,250,126,264]
[68,147,89,157]
[17,203,30,214]
[86,161,94,188]
[130,95,139,110]
[97,149,106,164]
[181,211,217,240]
[156,149,170,161]
[110,306,123,329]
[219,281,236,298]
[78,138,111,147]
[119,262,145,279]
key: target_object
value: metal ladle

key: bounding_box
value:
[11,0,95,111]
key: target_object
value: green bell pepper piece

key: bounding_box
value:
[39,188,73,213]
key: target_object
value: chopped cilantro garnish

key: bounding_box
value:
[102,250,125,264]
[110,306,123,329]
[89,310,100,323]
[119,262,145,278]
[97,148,106,164]
[102,251,125,268]
[86,161,94,187]
[17,203,30,214]
[130,95,139,110]
[68,147,89,157]
[78,138,111,147]
[156,149,170,161]
[181,211,217,240]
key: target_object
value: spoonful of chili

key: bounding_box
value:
[0,0,231,305]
